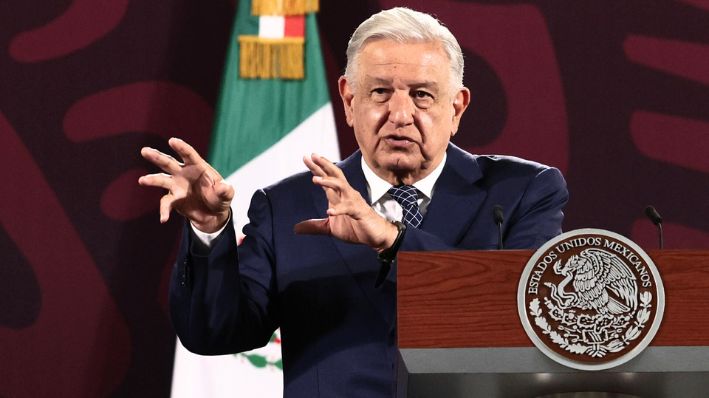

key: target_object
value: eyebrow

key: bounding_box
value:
[362,76,440,91]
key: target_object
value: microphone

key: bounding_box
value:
[493,205,504,250]
[644,205,664,249]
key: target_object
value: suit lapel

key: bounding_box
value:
[309,152,395,324]
[421,144,487,245]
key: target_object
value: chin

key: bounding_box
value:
[381,156,419,174]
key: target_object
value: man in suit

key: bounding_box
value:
[139,7,568,397]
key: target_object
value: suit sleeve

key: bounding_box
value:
[169,189,278,355]
[397,226,453,251]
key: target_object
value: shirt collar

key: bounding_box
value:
[361,153,447,204]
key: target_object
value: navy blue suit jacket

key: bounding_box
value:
[170,144,568,397]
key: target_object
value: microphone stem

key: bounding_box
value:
[497,222,504,250]
[658,223,664,250]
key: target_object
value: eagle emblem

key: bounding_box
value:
[518,229,664,370]
[546,248,637,316]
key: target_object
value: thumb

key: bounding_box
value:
[294,218,330,235]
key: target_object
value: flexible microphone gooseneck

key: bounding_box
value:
[644,205,664,249]
[493,205,505,250]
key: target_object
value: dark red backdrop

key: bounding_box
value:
[1,0,708,396]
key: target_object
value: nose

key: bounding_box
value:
[387,90,415,127]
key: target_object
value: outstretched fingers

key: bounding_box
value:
[303,154,326,177]
[311,175,346,191]
[311,176,367,219]
[159,193,176,223]
[139,137,234,230]
[140,147,182,175]
[305,154,349,191]
[138,173,174,191]
[326,206,355,218]
[305,154,340,199]
[311,153,344,178]
[169,137,206,166]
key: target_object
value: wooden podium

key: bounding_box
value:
[396,250,709,398]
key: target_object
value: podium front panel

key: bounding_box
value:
[396,250,709,397]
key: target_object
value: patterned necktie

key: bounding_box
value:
[388,185,423,228]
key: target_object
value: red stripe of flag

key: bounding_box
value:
[284,15,305,38]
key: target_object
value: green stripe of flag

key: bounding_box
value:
[208,1,331,174]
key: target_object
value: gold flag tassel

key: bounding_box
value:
[252,0,319,16]
[238,36,305,79]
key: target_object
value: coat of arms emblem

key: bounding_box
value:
[518,229,665,370]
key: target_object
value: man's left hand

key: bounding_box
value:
[294,154,397,253]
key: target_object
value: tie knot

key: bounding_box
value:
[388,185,419,207]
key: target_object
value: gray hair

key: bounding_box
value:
[344,7,464,91]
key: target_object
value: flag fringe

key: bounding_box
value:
[252,0,319,16]
[238,36,305,79]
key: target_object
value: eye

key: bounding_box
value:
[412,90,435,108]
[370,87,391,102]
[413,90,432,99]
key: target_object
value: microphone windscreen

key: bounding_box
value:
[644,205,663,225]
[493,205,504,224]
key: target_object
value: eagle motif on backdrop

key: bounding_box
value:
[546,248,638,315]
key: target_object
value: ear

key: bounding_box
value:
[449,87,471,137]
[338,76,355,127]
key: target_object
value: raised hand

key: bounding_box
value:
[294,154,398,252]
[138,137,234,233]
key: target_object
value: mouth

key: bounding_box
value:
[382,134,415,149]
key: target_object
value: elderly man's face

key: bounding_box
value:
[339,39,470,185]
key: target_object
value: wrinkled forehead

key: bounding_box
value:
[358,38,448,62]
[353,39,451,84]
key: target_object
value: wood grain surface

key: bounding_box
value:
[397,250,709,348]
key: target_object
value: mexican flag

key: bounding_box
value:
[170,0,339,396]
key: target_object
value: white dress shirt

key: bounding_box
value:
[192,154,447,246]
[361,154,446,222]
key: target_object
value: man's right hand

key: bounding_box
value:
[138,137,234,233]
[294,154,399,253]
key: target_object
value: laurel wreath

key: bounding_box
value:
[529,291,652,357]
[234,331,283,370]
[237,353,283,370]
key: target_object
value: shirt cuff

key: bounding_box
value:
[190,216,230,248]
